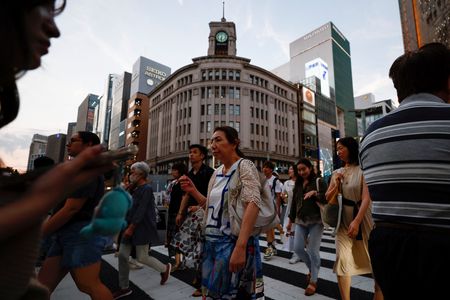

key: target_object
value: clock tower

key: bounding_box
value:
[207,18,237,56]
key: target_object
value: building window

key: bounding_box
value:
[221,104,226,115]
[256,108,259,119]
[207,104,212,115]
[234,105,240,116]
[228,70,234,80]
[214,104,220,115]
[251,140,254,148]
[215,70,220,80]
[207,121,211,132]
[228,87,235,99]
[134,109,141,116]
[250,107,254,118]
[222,70,227,79]
[132,119,141,127]
[135,98,142,106]
[229,121,234,128]
[220,86,226,98]
[201,105,205,115]
[188,107,191,117]
[235,122,240,132]
[200,121,204,133]
[256,124,259,135]
[251,123,254,134]
[188,124,191,134]
[235,87,240,99]
[229,104,234,116]
[235,71,240,81]
[207,87,213,98]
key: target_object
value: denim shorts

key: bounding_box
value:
[47,221,108,269]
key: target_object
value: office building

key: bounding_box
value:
[109,72,131,150]
[354,93,396,137]
[76,94,100,133]
[126,57,171,162]
[27,134,48,171]
[46,133,66,163]
[398,0,450,52]
[272,22,357,138]
[95,74,119,145]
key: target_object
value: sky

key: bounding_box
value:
[0,0,404,171]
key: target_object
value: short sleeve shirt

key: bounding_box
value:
[187,163,214,208]
[265,175,283,202]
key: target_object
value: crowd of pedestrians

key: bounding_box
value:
[0,0,449,299]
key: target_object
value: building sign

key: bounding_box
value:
[305,58,330,98]
[130,57,171,95]
[302,87,316,107]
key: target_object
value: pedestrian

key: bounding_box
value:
[0,2,115,298]
[325,137,383,300]
[174,144,214,297]
[113,162,172,299]
[286,158,327,296]
[281,164,298,262]
[166,162,188,270]
[180,126,264,299]
[261,161,284,260]
[360,42,450,299]
[38,132,113,299]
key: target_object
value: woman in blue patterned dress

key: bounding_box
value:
[179,126,264,299]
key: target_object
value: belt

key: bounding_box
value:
[375,222,450,235]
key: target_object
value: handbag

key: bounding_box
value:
[228,159,280,236]
[319,178,343,236]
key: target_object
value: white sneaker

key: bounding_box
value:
[289,253,301,264]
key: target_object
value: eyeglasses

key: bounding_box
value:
[68,138,82,144]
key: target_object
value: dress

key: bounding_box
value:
[333,165,373,276]
[202,159,264,300]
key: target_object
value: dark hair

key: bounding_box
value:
[294,158,316,193]
[289,163,299,179]
[296,158,316,181]
[189,144,208,160]
[337,137,359,166]
[171,162,188,176]
[263,160,275,171]
[389,42,450,102]
[78,131,100,146]
[213,126,245,158]
[0,0,66,128]
[33,156,55,169]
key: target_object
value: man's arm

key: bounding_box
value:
[42,197,87,236]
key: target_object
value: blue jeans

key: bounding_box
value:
[47,221,108,269]
[293,223,323,283]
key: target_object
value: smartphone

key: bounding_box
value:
[93,145,139,166]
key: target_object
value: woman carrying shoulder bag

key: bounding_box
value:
[325,137,383,300]
[179,126,264,300]
[286,158,327,296]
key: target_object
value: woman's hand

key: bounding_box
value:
[229,244,246,273]
[286,220,292,233]
[303,190,317,200]
[179,175,197,195]
[347,219,360,239]
[175,213,185,226]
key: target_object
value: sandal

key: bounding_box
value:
[305,281,317,296]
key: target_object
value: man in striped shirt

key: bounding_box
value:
[360,43,450,299]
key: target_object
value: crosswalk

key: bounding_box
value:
[52,229,375,299]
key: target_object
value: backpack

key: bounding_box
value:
[227,159,280,236]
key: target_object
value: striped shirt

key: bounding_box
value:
[360,93,450,228]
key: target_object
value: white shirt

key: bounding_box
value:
[265,175,283,202]
[205,159,241,238]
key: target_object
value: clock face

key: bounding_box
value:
[216,31,228,43]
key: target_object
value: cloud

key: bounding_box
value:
[178,0,184,6]
[0,131,33,171]
[256,19,290,59]
[354,73,398,105]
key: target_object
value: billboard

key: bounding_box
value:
[305,58,330,98]
[302,86,316,107]
[130,56,171,95]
